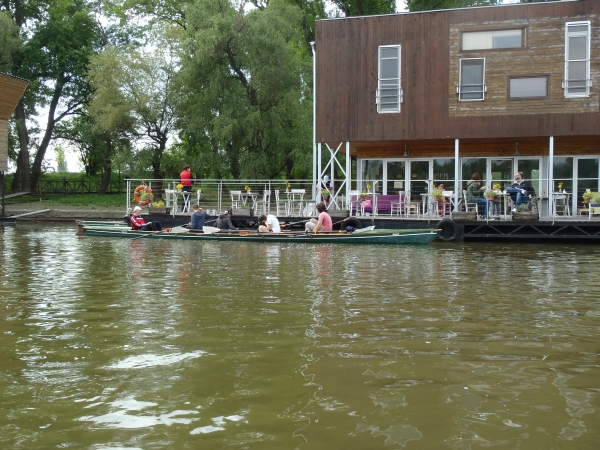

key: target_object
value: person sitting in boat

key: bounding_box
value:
[215,210,237,230]
[130,206,162,231]
[189,203,211,230]
[258,213,281,232]
[305,202,332,234]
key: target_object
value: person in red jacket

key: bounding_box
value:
[180,164,193,212]
[130,206,162,231]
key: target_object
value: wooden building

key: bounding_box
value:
[313,0,599,217]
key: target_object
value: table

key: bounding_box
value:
[286,190,305,216]
[172,190,191,215]
[241,192,259,209]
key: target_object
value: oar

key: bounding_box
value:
[202,226,220,235]
[352,225,376,234]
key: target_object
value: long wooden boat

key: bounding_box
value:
[76,221,439,245]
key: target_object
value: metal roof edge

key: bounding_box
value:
[316,0,584,23]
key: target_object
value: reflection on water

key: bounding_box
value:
[1,223,599,449]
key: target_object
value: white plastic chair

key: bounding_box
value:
[254,190,271,215]
[390,191,406,217]
[463,191,479,215]
[552,192,570,217]
[230,190,242,209]
[406,191,421,217]
[288,189,305,216]
[347,190,362,216]
[274,190,288,215]
[165,189,177,215]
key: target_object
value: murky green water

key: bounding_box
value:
[1,223,599,449]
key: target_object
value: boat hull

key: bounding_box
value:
[77,222,439,245]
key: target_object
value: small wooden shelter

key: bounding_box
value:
[1,72,29,216]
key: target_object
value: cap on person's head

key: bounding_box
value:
[323,175,330,182]
[133,206,142,212]
[224,210,232,215]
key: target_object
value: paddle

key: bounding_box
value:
[202,226,220,235]
[352,225,376,234]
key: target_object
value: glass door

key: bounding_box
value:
[490,159,513,191]
[516,158,541,198]
[408,160,431,207]
[386,161,406,195]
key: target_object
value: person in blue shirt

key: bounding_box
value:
[189,204,211,230]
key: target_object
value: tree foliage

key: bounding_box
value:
[406,0,499,11]
[178,0,312,180]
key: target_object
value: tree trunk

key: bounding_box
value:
[30,80,63,191]
[97,135,113,194]
[11,99,30,193]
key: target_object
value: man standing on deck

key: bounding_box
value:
[305,203,332,233]
[180,165,193,212]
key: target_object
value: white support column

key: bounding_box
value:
[549,136,554,218]
[454,138,460,211]
[317,143,322,203]
[310,41,317,202]
[346,141,351,207]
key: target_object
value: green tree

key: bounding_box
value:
[87,30,180,182]
[178,0,312,180]
[406,0,499,11]
[54,145,68,172]
[330,0,396,17]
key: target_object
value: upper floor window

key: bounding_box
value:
[458,58,485,101]
[377,45,402,113]
[509,76,549,99]
[462,29,524,51]
[564,21,591,97]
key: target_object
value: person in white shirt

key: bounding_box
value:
[258,214,281,232]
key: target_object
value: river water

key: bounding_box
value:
[1,223,599,449]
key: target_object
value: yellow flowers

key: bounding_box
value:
[493,183,501,190]
[558,182,564,189]
[366,184,371,191]
[244,185,251,191]
[176,183,183,190]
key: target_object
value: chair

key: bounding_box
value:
[165,189,176,213]
[552,192,570,217]
[288,189,305,216]
[405,191,421,217]
[254,190,271,215]
[348,190,362,216]
[390,192,406,217]
[463,191,478,213]
[274,190,289,215]
[230,190,242,209]
[302,200,317,217]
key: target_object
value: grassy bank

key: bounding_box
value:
[5,193,126,209]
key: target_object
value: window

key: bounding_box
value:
[509,76,548,99]
[458,58,485,101]
[462,29,524,51]
[564,21,591,97]
[377,45,401,113]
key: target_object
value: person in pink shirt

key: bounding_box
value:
[305,203,332,233]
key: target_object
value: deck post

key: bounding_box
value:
[454,139,460,211]
[310,41,317,203]
[346,141,351,210]
[317,143,322,204]
[549,136,554,218]
[1,171,5,217]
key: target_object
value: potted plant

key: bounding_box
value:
[138,189,154,204]
[149,200,169,215]
[244,185,251,193]
[359,192,369,201]
[583,191,593,204]
[512,203,538,221]
[175,183,183,193]
[431,187,444,201]
[590,192,600,206]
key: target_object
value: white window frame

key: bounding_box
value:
[462,29,524,51]
[377,45,402,113]
[564,21,591,98]
[458,58,486,102]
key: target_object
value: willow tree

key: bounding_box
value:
[178,0,312,180]
[87,31,180,181]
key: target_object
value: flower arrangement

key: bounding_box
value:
[558,181,564,190]
[492,183,501,190]
[152,200,165,207]
[516,204,530,212]
[244,185,251,192]
[175,183,183,191]
[359,192,369,200]
[285,181,291,189]
[484,188,502,199]
[139,189,154,202]
[583,191,593,202]
[321,189,330,197]
[431,187,444,200]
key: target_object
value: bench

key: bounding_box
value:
[361,194,404,215]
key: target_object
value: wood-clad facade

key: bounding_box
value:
[314,0,600,217]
